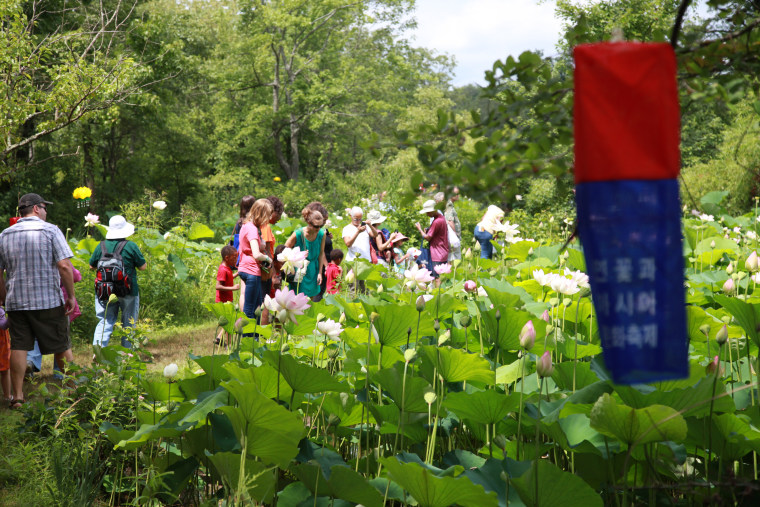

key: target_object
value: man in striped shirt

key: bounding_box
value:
[0,193,76,408]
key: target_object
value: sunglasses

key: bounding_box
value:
[36,204,47,211]
[309,222,323,229]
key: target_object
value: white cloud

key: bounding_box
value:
[411,0,563,87]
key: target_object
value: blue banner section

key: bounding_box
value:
[575,179,688,384]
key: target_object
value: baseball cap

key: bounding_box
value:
[18,193,53,210]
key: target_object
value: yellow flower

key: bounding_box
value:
[72,186,92,199]
[274,177,281,182]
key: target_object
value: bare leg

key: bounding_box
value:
[53,348,74,375]
[10,349,28,401]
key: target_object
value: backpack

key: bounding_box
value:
[95,241,131,303]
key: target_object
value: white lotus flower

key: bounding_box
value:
[163,363,178,379]
[278,247,308,275]
[164,232,171,239]
[533,269,553,287]
[316,319,343,340]
[84,213,100,227]
[477,286,488,298]
[564,268,590,289]
[550,275,580,296]
[699,213,714,222]
[153,200,167,210]
[404,264,434,291]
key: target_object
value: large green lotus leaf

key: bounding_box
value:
[113,419,195,450]
[541,381,613,424]
[187,222,215,240]
[262,350,348,394]
[694,236,739,255]
[714,294,760,346]
[295,440,348,477]
[480,308,547,352]
[565,247,586,272]
[142,379,185,402]
[344,343,404,375]
[589,393,687,446]
[557,414,609,456]
[687,413,760,460]
[176,387,229,427]
[550,361,601,391]
[480,277,536,308]
[558,336,601,360]
[323,294,365,323]
[495,356,531,386]
[419,345,494,384]
[511,460,602,507]
[363,302,436,347]
[694,249,734,266]
[373,364,433,413]
[321,392,366,426]
[178,374,217,400]
[615,376,735,418]
[224,362,292,401]
[191,354,233,382]
[381,456,498,507]
[203,302,244,335]
[423,292,467,321]
[167,253,189,281]
[502,240,539,261]
[76,237,100,255]
[291,464,384,507]
[206,451,276,504]
[482,287,522,310]
[686,305,721,344]
[444,390,518,425]
[218,401,302,468]
[452,456,532,507]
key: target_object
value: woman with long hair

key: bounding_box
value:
[238,199,273,320]
[231,195,255,310]
[285,206,327,301]
[473,205,505,259]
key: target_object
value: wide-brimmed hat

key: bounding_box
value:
[366,210,387,224]
[390,232,409,244]
[105,215,136,239]
[18,193,53,211]
[419,199,437,214]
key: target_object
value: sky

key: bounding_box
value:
[409,0,710,88]
[410,0,565,87]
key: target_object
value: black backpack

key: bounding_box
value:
[95,241,131,303]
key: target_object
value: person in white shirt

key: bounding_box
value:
[342,207,377,262]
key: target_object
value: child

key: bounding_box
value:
[215,245,240,345]
[325,248,343,295]
[389,233,413,272]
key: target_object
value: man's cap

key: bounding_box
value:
[18,193,53,210]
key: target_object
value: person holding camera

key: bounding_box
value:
[284,207,327,300]
[238,199,273,321]
[342,207,377,263]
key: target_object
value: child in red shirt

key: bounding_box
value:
[215,246,240,346]
[325,248,343,295]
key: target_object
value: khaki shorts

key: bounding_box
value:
[8,306,71,355]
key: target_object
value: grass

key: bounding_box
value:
[0,320,218,507]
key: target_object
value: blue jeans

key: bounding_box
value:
[93,294,139,348]
[27,341,63,378]
[239,272,263,322]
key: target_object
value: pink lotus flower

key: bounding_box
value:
[746,251,759,272]
[434,263,452,275]
[537,351,554,378]
[541,310,550,322]
[316,319,343,340]
[705,355,721,376]
[722,278,735,294]
[404,264,435,291]
[277,247,308,275]
[519,320,535,350]
[84,213,100,227]
[263,288,311,323]
[463,280,477,292]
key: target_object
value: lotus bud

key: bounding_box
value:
[737,271,747,281]
[459,314,472,327]
[108,293,118,304]
[316,313,325,322]
[345,269,355,283]
[519,320,536,350]
[699,324,711,336]
[722,278,735,294]
[710,240,716,249]
[370,312,379,322]
[438,330,450,346]
[424,391,437,405]
[377,284,384,293]
[545,324,555,335]
[416,295,427,312]
[715,324,728,345]
[404,348,417,363]
[493,434,507,451]
[705,356,721,376]
[747,251,759,272]
[463,280,477,292]
[339,313,346,324]
[536,351,554,378]
[218,316,229,327]
[234,318,248,333]
[726,263,734,275]
[528,247,534,256]
[433,319,440,333]
[495,310,501,321]
[254,306,263,318]
[541,310,550,322]
[464,248,473,259]
[721,315,731,324]
[474,241,481,252]
[163,363,178,379]
[281,343,290,353]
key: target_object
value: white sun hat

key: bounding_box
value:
[419,199,437,214]
[366,210,387,224]
[105,215,136,239]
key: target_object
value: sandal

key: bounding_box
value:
[9,399,24,410]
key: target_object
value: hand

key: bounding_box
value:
[64,296,77,316]
[233,272,240,279]
[415,222,421,230]
[357,225,366,233]
[232,283,240,291]
[317,273,323,285]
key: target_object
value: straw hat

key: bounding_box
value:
[105,215,136,239]
[366,210,387,224]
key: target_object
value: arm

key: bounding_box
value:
[137,263,147,271]
[0,270,6,307]
[285,232,297,248]
[343,225,365,248]
[317,233,327,285]
[365,223,378,239]
[56,259,76,315]
[249,234,271,263]
[416,222,434,241]
[215,281,240,292]
[375,233,393,251]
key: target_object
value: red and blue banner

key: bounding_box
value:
[574,42,688,384]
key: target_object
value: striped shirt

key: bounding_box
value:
[0,217,73,311]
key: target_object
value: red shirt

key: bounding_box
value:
[325,262,342,294]
[428,212,450,262]
[216,262,234,303]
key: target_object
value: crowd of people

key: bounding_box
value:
[0,188,517,407]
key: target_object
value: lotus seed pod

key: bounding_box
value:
[459,314,472,327]
[218,316,229,327]
[424,391,437,405]
[316,313,325,322]
[433,319,440,332]
[416,295,426,312]
[715,324,728,345]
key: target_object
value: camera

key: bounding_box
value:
[360,221,366,226]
